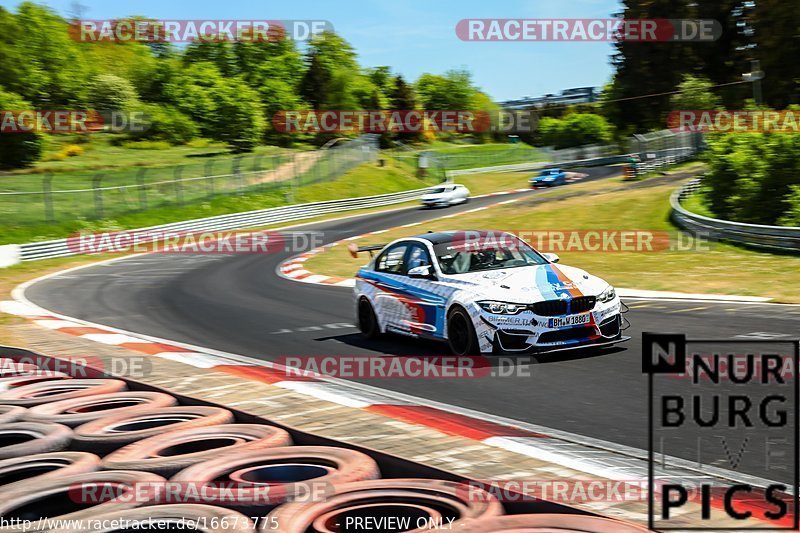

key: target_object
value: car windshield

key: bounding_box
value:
[428,187,447,194]
[432,234,548,274]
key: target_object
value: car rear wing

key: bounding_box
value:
[347,243,386,258]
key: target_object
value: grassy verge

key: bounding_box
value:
[303,178,800,302]
[2,154,436,245]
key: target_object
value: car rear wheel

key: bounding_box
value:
[447,307,479,356]
[357,298,381,339]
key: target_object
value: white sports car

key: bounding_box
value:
[352,230,628,355]
[419,184,470,208]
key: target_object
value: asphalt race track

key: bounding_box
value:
[25,167,800,482]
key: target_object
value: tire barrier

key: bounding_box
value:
[0,371,71,390]
[0,451,100,491]
[171,446,381,512]
[0,406,26,425]
[102,424,293,476]
[0,347,655,531]
[0,379,127,407]
[456,513,652,531]
[25,391,178,428]
[0,470,165,530]
[58,504,254,533]
[265,479,504,532]
[72,406,234,454]
[0,421,73,459]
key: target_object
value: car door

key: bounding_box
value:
[370,242,410,332]
[396,243,446,337]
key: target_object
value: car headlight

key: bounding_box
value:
[597,286,616,303]
[478,301,526,314]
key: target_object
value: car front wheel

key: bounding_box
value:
[447,307,479,356]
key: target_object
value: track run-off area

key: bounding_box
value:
[18,166,800,484]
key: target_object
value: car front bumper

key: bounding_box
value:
[473,299,628,354]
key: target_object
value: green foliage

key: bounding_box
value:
[703,132,800,225]
[128,103,198,145]
[416,69,476,110]
[0,89,44,169]
[88,74,139,111]
[670,75,722,111]
[536,114,615,149]
[165,62,265,151]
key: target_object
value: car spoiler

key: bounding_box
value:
[347,243,386,258]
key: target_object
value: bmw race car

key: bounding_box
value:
[530,168,567,187]
[352,230,629,355]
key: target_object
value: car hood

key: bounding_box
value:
[441,263,608,302]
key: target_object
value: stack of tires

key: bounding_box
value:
[0,355,651,532]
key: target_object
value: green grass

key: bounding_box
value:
[304,179,800,302]
[1,154,437,245]
[681,191,716,218]
[388,141,545,174]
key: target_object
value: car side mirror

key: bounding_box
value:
[408,265,436,280]
[543,253,560,263]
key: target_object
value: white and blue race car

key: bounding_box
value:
[352,230,628,355]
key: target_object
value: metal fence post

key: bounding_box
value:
[42,173,54,223]
[232,156,243,194]
[92,174,104,219]
[174,166,184,205]
[204,160,215,197]
[136,168,148,210]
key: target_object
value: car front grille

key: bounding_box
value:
[531,300,567,316]
[531,296,596,316]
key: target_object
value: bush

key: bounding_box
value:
[88,74,139,111]
[127,103,198,145]
[0,89,44,169]
[703,132,800,225]
[61,144,84,157]
[535,114,614,149]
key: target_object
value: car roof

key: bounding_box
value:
[409,230,511,245]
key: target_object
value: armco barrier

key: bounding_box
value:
[671,179,800,252]
[16,188,428,263]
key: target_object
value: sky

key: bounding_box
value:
[0,0,621,101]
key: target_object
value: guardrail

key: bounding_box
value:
[446,155,631,178]
[671,179,800,252]
[16,187,428,263]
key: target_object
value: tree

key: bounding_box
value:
[0,89,44,169]
[299,52,332,110]
[670,75,723,111]
[88,74,138,111]
[165,62,265,151]
[1,2,89,106]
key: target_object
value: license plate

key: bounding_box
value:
[548,314,590,328]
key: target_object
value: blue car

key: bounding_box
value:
[530,168,567,187]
